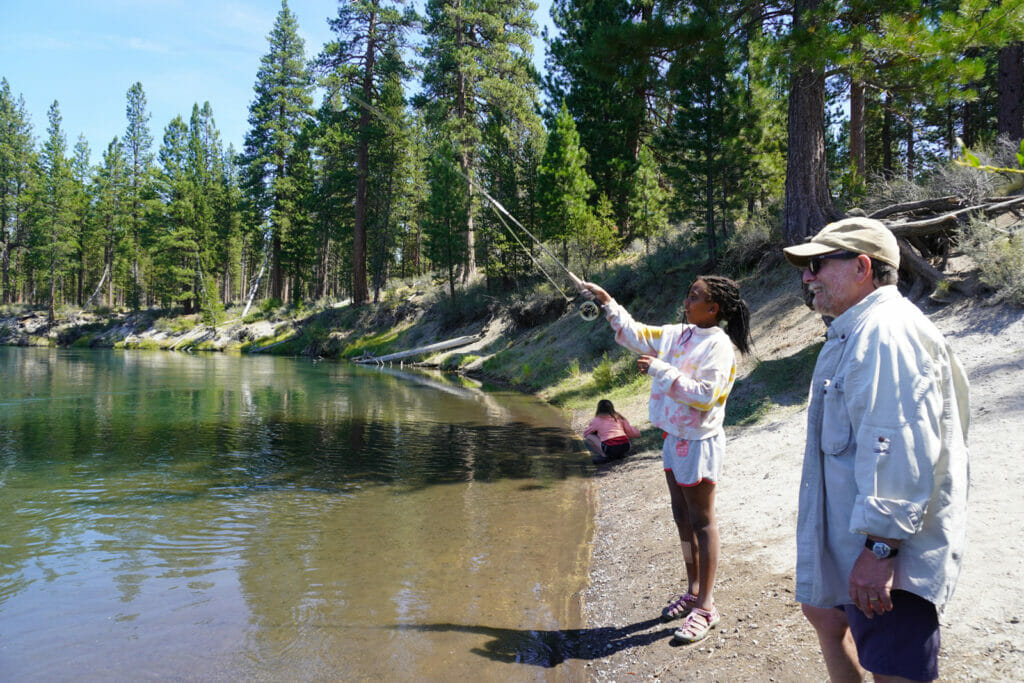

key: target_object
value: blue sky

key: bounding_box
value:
[1,0,554,164]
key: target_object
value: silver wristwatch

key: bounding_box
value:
[865,537,898,559]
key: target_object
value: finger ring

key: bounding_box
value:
[868,597,878,602]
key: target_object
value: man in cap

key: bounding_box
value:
[783,217,970,682]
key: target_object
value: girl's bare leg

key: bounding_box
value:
[665,471,699,596]
[681,479,718,610]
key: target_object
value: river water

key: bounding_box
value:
[0,347,593,680]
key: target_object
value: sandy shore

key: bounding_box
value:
[574,288,1024,681]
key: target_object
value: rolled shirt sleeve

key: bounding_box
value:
[845,326,943,540]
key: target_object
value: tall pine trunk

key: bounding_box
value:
[782,0,835,245]
[850,80,866,179]
[998,43,1024,142]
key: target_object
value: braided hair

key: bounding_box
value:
[699,275,752,355]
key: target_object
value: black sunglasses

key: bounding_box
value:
[807,250,860,275]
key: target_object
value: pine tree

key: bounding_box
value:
[188,102,227,319]
[318,0,414,305]
[123,82,157,308]
[30,102,77,322]
[423,142,469,299]
[241,0,314,304]
[152,116,198,308]
[70,135,95,306]
[93,137,127,308]
[0,78,35,304]
[536,101,596,266]
[663,0,750,262]
[627,145,669,253]
[546,0,663,239]
[420,0,542,284]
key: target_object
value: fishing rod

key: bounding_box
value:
[342,91,601,321]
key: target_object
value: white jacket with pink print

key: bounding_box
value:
[603,298,737,441]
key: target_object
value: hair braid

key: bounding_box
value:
[700,275,753,355]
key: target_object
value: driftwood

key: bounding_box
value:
[353,334,480,364]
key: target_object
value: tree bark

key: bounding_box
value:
[882,91,894,178]
[998,43,1024,143]
[782,0,835,245]
[850,79,866,179]
[351,9,377,307]
[906,122,915,181]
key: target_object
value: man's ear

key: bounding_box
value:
[856,254,873,283]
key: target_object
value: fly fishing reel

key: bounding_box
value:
[578,299,601,321]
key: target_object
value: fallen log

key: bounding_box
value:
[888,195,1024,238]
[353,334,480,364]
[870,196,963,220]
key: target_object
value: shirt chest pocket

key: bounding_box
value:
[820,376,853,455]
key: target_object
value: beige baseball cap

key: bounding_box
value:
[783,217,900,269]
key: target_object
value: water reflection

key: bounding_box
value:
[0,347,592,680]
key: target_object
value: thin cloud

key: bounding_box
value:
[126,36,172,54]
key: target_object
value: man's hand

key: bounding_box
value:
[849,548,896,617]
[636,355,654,374]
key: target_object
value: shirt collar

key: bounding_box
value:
[827,285,900,340]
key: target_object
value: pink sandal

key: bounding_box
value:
[672,605,721,644]
[661,592,699,621]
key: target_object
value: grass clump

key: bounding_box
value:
[958,218,1024,305]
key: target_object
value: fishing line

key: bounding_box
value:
[342,91,601,320]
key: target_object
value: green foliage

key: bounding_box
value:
[154,315,198,334]
[537,101,596,245]
[957,137,1024,176]
[958,218,1024,305]
[592,352,616,391]
[260,297,284,316]
[422,144,470,299]
[339,329,400,359]
[627,146,671,249]
[240,1,314,304]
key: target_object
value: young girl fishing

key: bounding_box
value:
[581,276,752,644]
[582,399,641,465]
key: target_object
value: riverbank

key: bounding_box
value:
[567,275,1024,681]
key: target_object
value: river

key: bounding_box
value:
[0,347,593,680]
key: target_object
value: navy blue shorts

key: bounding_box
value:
[842,590,940,681]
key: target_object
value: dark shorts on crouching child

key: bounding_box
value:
[600,437,631,460]
[841,589,940,682]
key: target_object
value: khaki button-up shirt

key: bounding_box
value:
[795,286,970,611]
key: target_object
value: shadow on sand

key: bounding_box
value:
[390,616,678,667]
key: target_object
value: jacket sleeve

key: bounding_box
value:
[646,338,735,411]
[845,325,943,540]
[604,299,663,357]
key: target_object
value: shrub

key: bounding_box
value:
[592,353,616,390]
[958,218,1024,304]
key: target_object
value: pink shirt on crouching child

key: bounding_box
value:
[584,414,641,444]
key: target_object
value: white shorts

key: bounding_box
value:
[661,432,725,486]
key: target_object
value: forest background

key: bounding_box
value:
[2,0,1024,328]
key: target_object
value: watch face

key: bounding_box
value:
[872,542,891,559]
